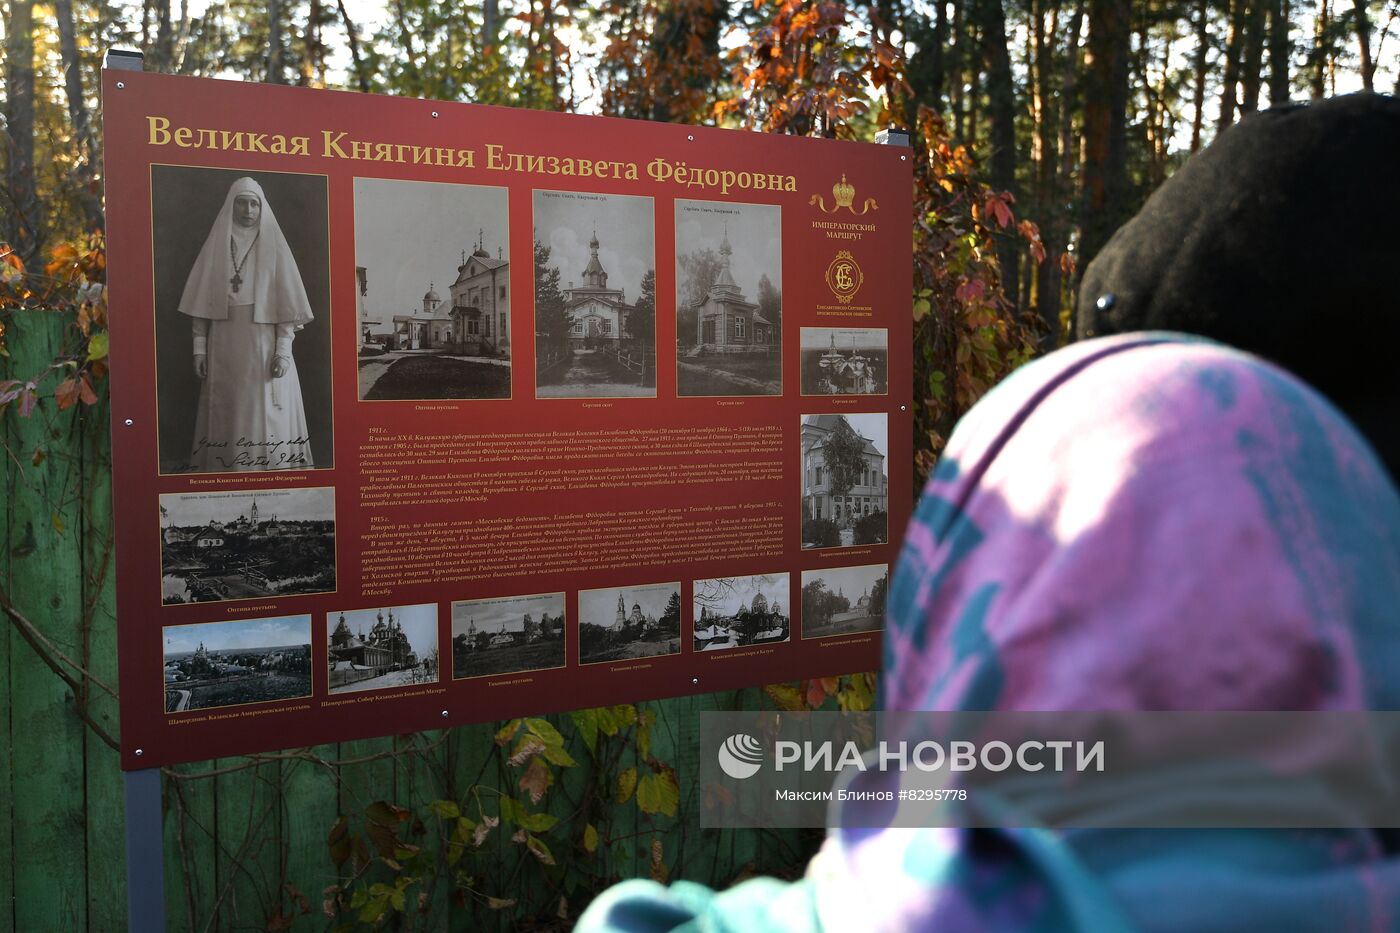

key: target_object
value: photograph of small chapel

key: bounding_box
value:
[675,199,781,396]
[353,177,512,401]
[533,190,657,398]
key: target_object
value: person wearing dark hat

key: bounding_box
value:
[1076,92,1400,477]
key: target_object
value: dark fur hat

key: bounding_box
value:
[1077,92,1400,476]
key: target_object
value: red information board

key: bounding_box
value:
[104,70,912,768]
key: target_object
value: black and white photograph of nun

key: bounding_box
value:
[152,166,333,474]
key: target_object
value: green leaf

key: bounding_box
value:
[525,717,565,748]
[429,799,460,820]
[540,741,576,767]
[615,767,637,804]
[86,331,108,362]
[515,810,559,833]
[636,770,679,817]
[569,709,599,755]
[526,834,556,865]
[583,823,599,853]
[499,796,524,826]
[495,718,523,746]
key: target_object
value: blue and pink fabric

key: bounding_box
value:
[579,334,1400,932]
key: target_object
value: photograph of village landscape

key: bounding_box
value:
[578,582,682,665]
[163,615,313,713]
[160,487,336,604]
[327,604,439,694]
[800,413,889,550]
[533,191,657,398]
[800,328,888,395]
[692,573,790,652]
[451,592,566,678]
[801,564,889,639]
[675,200,781,396]
[354,178,512,400]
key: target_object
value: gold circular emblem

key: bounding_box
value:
[825,251,864,305]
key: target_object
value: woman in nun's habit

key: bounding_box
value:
[178,176,315,472]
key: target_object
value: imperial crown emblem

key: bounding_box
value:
[811,174,878,216]
[833,174,856,209]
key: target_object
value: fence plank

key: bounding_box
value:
[165,762,220,933]
[82,393,127,930]
[0,307,15,933]
[4,312,89,932]
[281,745,341,927]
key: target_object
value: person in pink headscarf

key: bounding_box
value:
[178,176,315,472]
[578,334,1400,932]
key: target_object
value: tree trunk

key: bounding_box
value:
[1218,0,1246,131]
[978,0,1019,307]
[267,0,286,84]
[153,0,174,71]
[1079,0,1132,276]
[1190,0,1209,151]
[1036,0,1084,345]
[1241,0,1267,112]
[1268,0,1291,104]
[1311,0,1328,98]
[951,0,966,139]
[54,0,104,231]
[1351,0,1374,90]
[335,0,371,91]
[3,0,42,265]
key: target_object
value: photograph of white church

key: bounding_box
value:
[533,190,657,398]
[353,178,512,400]
[578,582,682,665]
[675,199,782,396]
[451,591,566,679]
[692,572,790,652]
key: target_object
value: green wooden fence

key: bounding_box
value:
[2,306,819,932]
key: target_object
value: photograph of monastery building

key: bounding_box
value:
[675,199,781,396]
[692,573,790,652]
[327,604,439,695]
[533,190,657,398]
[159,487,336,604]
[800,413,889,550]
[163,615,313,713]
[801,564,889,639]
[578,582,682,665]
[353,177,513,400]
[451,591,566,679]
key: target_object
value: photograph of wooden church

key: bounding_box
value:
[800,413,889,550]
[692,573,790,652]
[533,190,657,398]
[353,178,512,400]
[675,199,782,396]
[327,603,439,694]
[451,591,566,679]
[578,582,682,665]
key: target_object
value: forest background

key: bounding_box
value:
[1,0,1395,928]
